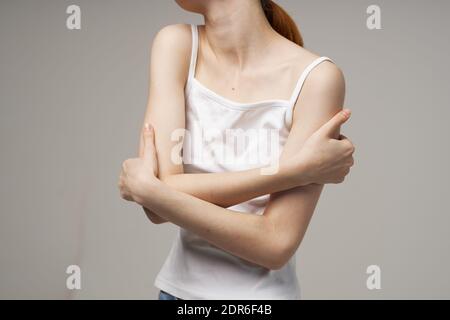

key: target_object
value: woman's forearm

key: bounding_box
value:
[145,162,309,224]
[160,165,303,208]
[143,165,301,224]
[135,178,284,269]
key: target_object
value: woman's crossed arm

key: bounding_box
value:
[137,24,351,224]
[119,25,353,269]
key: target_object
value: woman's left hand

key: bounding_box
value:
[118,123,159,204]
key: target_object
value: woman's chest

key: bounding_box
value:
[182,85,291,172]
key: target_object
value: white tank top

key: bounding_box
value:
[154,24,333,300]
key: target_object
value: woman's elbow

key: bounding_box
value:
[144,208,167,224]
[149,216,166,224]
[262,238,296,271]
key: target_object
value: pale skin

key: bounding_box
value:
[118,0,355,270]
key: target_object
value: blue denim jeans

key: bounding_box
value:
[158,290,181,300]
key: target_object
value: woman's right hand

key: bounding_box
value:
[285,109,355,185]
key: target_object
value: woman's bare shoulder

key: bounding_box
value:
[281,38,338,72]
[151,23,192,53]
[285,40,343,91]
[149,24,193,82]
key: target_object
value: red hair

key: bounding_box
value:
[261,0,303,47]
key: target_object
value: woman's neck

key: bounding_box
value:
[201,0,277,71]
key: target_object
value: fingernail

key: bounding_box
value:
[144,123,150,131]
[342,109,351,117]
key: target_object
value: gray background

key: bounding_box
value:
[1,0,449,299]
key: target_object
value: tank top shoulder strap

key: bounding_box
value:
[188,24,199,81]
[288,56,334,107]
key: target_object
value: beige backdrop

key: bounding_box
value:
[1,0,449,299]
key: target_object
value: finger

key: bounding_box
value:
[318,109,351,138]
[336,134,354,151]
[142,123,156,160]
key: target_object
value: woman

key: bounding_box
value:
[119,0,355,300]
